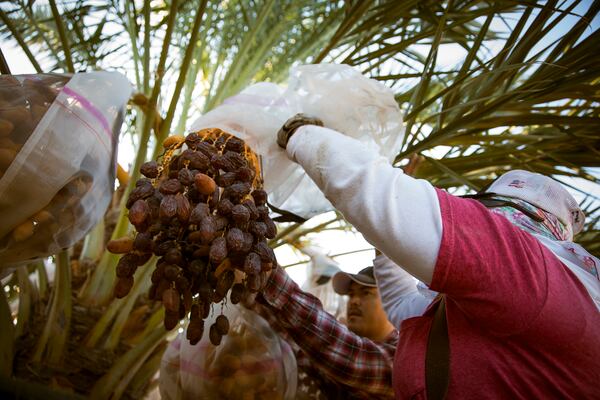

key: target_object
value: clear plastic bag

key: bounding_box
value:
[190,63,404,220]
[0,71,131,266]
[160,306,297,400]
[300,246,347,321]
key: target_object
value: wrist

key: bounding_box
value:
[262,266,294,309]
[277,113,324,149]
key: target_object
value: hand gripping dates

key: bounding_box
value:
[107,128,277,345]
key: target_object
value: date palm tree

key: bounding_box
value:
[0,0,598,398]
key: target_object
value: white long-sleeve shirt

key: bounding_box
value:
[372,254,434,328]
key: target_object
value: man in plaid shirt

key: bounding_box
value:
[256,264,399,399]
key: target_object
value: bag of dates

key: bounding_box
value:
[0,71,131,266]
[159,306,297,400]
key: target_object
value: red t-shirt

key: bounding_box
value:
[393,190,600,399]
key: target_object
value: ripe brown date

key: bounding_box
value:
[198,215,217,244]
[187,318,204,345]
[224,136,245,153]
[195,173,216,195]
[216,270,234,297]
[216,172,237,187]
[189,203,210,224]
[177,168,195,186]
[249,221,267,239]
[209,237,228,265]
[164,312,179,330]
[196,141,218,158]
[133,232,154,253]
[243,252,261,275]
[164,248,183,265]
[223,182,251,202]
[107,237,134,254]
[180,149,210,171]
[264,218,277,239]
[175,193,191,222]
[185,133,202,150]
[251,189,267,206]
[159,195,178,220]
[159,178,183,195]
[226,228,245,253]
[215,315,230,335]
[116,257,136,278]
[254,241,275,265]
[140,161,159,178]
[230,283,245,304]
[209,323,222,346]
[217,198,234,215]
[236,166,255,182]
[129,199,150,227]
[163,288,180,312]
[115,276,134,298]
[231,204,250,225]
[126,181,154,208]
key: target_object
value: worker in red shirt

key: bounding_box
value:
[275,114,600,399]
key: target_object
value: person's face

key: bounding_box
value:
[346,281,388,339]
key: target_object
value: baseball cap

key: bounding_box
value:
[332,267,377,295]
[483,170,585,234]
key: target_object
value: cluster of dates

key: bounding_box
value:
[107,128,277,345]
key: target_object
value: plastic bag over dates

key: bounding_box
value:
[160,306,297,400]
[0,72,131,266]
[190,63,404,220]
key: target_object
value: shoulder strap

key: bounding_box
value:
[425,295,450,400]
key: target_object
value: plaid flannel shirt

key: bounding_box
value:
[258,267,398,399]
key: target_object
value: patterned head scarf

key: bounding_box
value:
[463,170,597,281]
[483,195,599,280]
